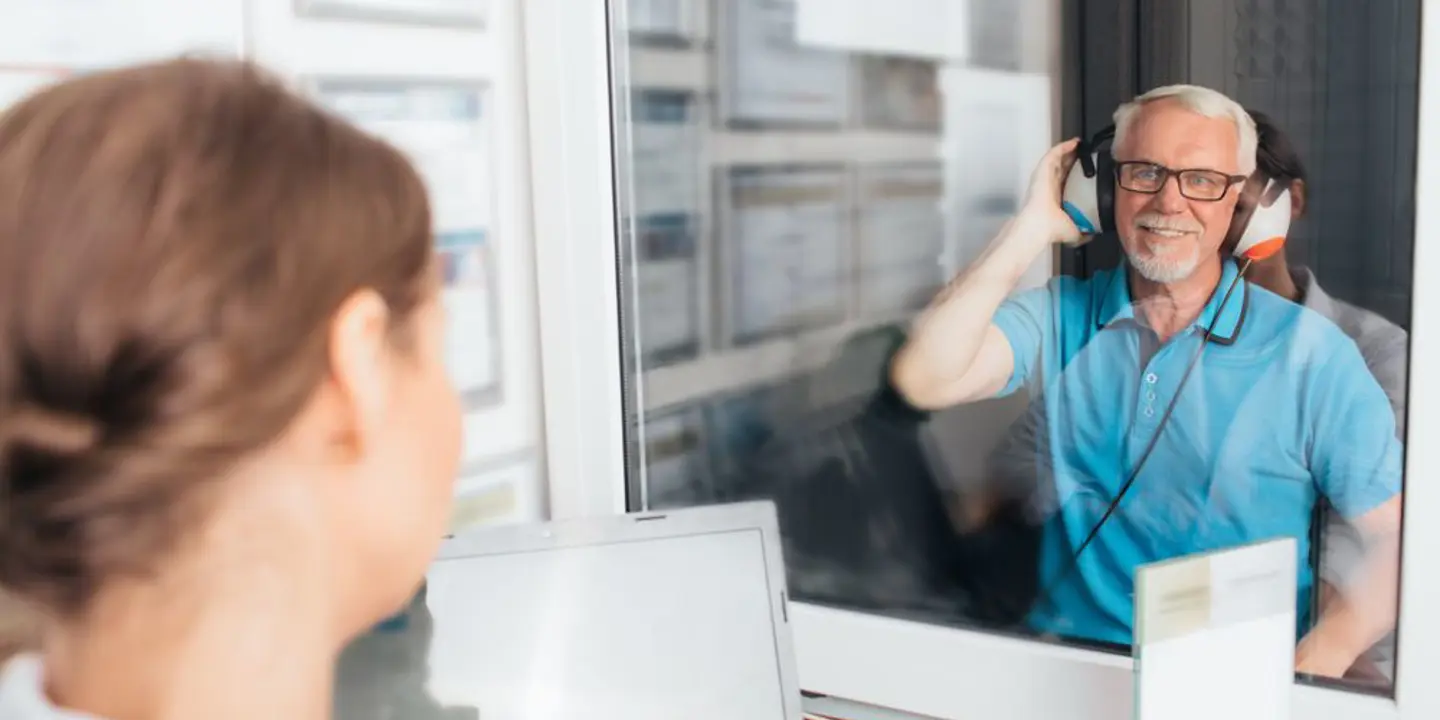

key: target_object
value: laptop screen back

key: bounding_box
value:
[416,526,790,720]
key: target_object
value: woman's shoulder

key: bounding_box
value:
[0,655,98,720]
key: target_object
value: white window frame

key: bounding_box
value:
[522,1,1440,718]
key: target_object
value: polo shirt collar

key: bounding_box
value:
[1094,257,1249,344]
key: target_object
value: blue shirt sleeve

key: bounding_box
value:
[992,282,1057,397]
[1308,339,1403,519]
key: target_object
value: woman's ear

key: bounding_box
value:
[1290,179,1308,219]
[1222,174,1267,254]
[324,289,394,461]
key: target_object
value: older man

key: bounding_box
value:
[892,85,1402,677]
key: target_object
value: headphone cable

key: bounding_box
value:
[1022,258,1253,629]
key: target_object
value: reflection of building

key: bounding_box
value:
[628,91,703,366]
[859,57,941,131]
[858,163,946,316]
[434,230,486,286]
[620,0,1052,507]
[642,406,711,508]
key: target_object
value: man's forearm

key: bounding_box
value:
[890,215,1050,407]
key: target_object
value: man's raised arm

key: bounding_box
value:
[890,138,1084,410]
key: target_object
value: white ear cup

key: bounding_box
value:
[1061,154,1102,234]
[1234,184,1291,261]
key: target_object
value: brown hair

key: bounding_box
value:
[0,59,434,617]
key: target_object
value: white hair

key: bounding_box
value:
[1112,84,1257,175]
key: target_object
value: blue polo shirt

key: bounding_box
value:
[991,259,1402,645]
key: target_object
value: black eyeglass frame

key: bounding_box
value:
[1113,160,1248,202]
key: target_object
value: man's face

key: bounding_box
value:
[1114,99,1245,284]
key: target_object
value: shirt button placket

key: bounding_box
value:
[1142,371,1159,419]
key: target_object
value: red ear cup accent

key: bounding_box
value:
[1232,184,1292,261]
[1240,235,1286,261]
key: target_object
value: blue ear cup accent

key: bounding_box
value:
[1063,201,1097,234]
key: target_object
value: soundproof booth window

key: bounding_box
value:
[614,0,1418,697]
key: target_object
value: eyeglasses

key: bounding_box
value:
[1115,161,1247,202]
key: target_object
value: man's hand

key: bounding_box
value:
[1018,137,1087,247]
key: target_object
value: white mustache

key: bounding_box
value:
[1134,214,1202,234]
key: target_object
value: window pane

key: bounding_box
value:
[612,0,1416,699]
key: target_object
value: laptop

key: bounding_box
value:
[335,500,805,720]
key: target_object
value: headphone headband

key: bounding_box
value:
[1075,125,1115,179]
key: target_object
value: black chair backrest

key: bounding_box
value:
[716,326,971,616]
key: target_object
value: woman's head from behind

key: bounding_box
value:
[0,59,461,648]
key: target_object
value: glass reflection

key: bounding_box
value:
[614,0,1415,697]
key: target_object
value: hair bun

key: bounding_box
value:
[0,404,102,459]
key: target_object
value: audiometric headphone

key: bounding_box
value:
[1060,124,1292,262]
[1028,124,1300,626]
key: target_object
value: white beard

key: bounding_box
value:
[1127,240,1202,284]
